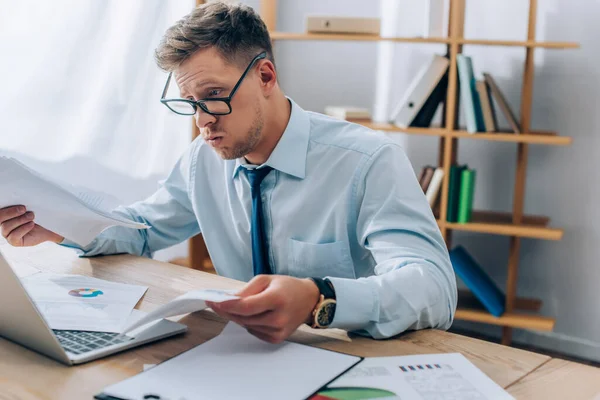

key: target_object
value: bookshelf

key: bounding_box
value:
[260,0,578,345]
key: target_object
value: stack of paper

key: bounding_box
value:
[22,273,148,333]
[0,156,149,246]
[313,353,514,400]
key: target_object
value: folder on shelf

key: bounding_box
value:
[411,71,449,128]
[391,55,449,128]
[483,72,521,134]
[457,55,485,133]
[449,246,506,317]
[457,167,476,223]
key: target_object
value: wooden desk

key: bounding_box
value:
[507,359,600,399]
[0,241,596,399]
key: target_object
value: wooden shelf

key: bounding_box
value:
[270,32,451,44]
[449,129,572,146]
[455,308,555,331]
[350,120,448,137]
[444,221,563,241]
[440,210,563,240]
[458,289,542,312]
[458,38,579,49]
[348,120,572,146]
[456,289,553,330]
[270,32,579,49]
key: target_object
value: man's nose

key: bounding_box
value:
[195,109,217,129]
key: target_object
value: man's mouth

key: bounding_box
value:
[204,135,223,146]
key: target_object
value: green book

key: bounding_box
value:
[457,168,476,223]
[446,165,465,222]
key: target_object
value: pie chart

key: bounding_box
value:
[68,288,104,298]
[311,387,398,400]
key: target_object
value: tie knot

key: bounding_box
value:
[246,166,273,189]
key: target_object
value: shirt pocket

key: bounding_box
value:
[286,238,356,279]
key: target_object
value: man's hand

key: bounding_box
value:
[207,275,321,344]
[0,206,64,247]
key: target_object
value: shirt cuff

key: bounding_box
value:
[58,238,96,255]
[326,277,379,331]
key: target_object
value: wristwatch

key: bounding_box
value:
[309,277,337,329]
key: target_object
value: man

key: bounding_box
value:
[0,2,456,343]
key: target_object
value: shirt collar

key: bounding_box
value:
[233,97,310,180]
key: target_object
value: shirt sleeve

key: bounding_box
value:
[327,143,457,339]
[60,140,201,258]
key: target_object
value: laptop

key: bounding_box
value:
[0,248,187,365]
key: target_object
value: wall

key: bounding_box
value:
[255,0,600,361]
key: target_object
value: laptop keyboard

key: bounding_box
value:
[53,330,133,355]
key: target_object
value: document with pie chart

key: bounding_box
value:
[21,272,147,333]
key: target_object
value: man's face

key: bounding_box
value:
[174,47,264,160]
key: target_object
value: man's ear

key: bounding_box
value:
[257,60,277,95]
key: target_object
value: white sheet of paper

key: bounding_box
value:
[13,263,41,278]
[0,156,149,247]
[122,288,239,334]
[316,353,514,400]
[101,322,362,400]
[22,273,148,333]
[143,364,156,371]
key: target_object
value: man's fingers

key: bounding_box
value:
[0,206,27,225]
[246,327,281,344]
[6,221,35,247]
[1,212,34,238]
[232,310,288,329]
[236,274,272,297]
[214,275,277,317]
[215,291,275,317]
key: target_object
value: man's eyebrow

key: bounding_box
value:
[180,79,226,97]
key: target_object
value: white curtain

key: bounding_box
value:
[0,0,194,180]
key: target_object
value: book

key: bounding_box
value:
[476,80,498,132]
[483,72,521,134]
[419,166,436,193]
[417,167,428,188]
[457,55,485,133]
[449,246,506,317]
[391,55,449,128]
[324,106,371,120]
[425,167,444,207]
[457,168,476,223]
[446,164,466,223]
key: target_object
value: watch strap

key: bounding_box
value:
[310,277,336,300]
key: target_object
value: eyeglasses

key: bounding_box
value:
[160,51,267,116]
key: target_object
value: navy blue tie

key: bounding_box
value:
[246,167,273,276]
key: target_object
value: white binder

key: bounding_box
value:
[390,55,449,128]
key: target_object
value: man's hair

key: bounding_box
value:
[155,1,274,72]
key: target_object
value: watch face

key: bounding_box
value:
[317,302,336,327]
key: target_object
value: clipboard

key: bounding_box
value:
[95,323,362,400]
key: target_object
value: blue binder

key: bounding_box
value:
[449,246,505,317]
